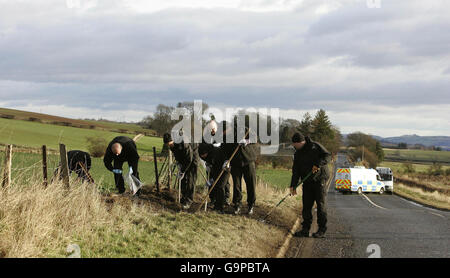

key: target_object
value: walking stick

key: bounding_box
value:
[195,129,250,213]
[260,171,313,222]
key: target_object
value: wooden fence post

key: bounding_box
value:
[153,147,160,193]
[42,145,48,187]
[168,150,172,189]
[2,145,12,187]
[59,144,70,187]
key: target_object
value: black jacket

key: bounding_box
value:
[68,150,91,170]
[221,127,258,167]
[202,145,228,181]
[171,142,198,173]
[290,136,331,188]
[103,136,139,171]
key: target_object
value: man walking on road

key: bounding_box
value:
[103,136,140,194]
[290,132,331,238]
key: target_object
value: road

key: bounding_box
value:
[285,153,450,258]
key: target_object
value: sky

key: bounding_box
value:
[0,0,449,137]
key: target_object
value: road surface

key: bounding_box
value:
[285,153,450,258]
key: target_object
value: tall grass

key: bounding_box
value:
[0,177,111,257]
[0,173,299,258]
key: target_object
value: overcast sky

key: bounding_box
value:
[0,0,449,137]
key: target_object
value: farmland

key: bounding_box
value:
[383,148,450,165]
[0,117,163,156]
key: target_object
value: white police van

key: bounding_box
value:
[376,167,394,194]
[335,167,386,195]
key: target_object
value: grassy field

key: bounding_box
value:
[0,107,154,135]
[256,167,292,190]
[383,148,450,164]
[379,161,450,175]
[0,117,163,156]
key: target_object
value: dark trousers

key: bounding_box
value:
[211,171,230,210]
[301,181,328,232]
[181,165,197,204]
[114,159,139,193]
[231,162,256,208]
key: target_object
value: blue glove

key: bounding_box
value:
[112,169,123,174]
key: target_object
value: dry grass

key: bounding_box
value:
[395,183,450,211]
[0,174,299,258]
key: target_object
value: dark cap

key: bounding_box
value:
[292,132,305,143]
[163,133,173,144]
[198,143,214,156]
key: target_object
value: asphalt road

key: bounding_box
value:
[286,153,450,258]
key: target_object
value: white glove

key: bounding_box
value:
[239,139,250,146]
[178,171,185,180]
[205,178,214,188]
[222,161,230,171]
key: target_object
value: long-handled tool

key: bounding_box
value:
[195,129,250,213]
[197,166,211,211]
[260,171,313,222]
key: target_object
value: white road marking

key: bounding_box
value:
[397,195,447,214]
[428,212,445,219]
[359,193,388,210]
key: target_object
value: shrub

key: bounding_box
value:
[402,163,415,174]
[427,163,443,176]
[86,137,108,157]
[445,168,450,176]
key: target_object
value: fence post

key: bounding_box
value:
[168,150,172,189]
[42,145,48,187]
[59,144,70,187]
[2,145,12,187]
[153,147,160,193]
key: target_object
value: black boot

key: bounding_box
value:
[312,229,326,238]
[294,228,310,238]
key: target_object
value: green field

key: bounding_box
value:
[379,161,450,174]
[0,107,154,135]
[256,167,292,190]
[0,117,163,156]
[383,148,450,164]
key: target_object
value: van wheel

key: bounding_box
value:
[379,188,384,195]
[357,187,362,194]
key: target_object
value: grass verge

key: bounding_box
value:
[0,173,300,258]
[394,183,450,211]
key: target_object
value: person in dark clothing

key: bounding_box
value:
[103,136,140,194]
[290,132,331,238]
[203,120,231,206]
[198,143,230,213]
[222,124,258,215]
[54,150,93,183]
[164,133,198,209]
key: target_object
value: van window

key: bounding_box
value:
[376,175,381,181]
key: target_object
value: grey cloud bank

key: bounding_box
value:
[0,0,449,137]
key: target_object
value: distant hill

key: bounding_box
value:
[342,133,450,150]
[379,135,450,150]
